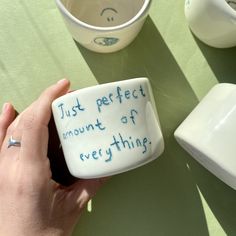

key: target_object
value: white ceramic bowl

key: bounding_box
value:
[52,78,164,179]
[185,0,236,48]
[175,83,236,189]
[55,0,152,53]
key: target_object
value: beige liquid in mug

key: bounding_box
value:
[63,0,145,27]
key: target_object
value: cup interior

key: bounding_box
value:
[226,0,236,10]
[61,0,146,27]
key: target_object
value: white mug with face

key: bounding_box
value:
[55,0,152,53]
[52,78,164,179]
[175,83,236,189]
[185,0,236,48]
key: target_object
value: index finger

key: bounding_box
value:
[20,79,70,159]
[34,79,70,126]
[1,79,70,162]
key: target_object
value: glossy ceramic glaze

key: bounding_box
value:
[185,0,236,48]
[175,83,236,189]
[55,0,151,52]
[52,78,164,178]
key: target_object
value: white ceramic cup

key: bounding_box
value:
[55,0,151,53]
[175,83,236,189]
[185,0,236,48]
[52,78,164,179]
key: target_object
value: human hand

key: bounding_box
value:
[0,79,107,236]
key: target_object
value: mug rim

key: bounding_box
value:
[52,77,149,104]
[224,0,236,15]
[55,0,152,32]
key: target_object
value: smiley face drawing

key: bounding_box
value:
[94,37,119,46]
[100,7,118,22]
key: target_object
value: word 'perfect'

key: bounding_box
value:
[96,85,146,112]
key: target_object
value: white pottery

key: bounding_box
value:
[175,83,236,189]
[185,0,236,48]
[55,0,152,53]
[52,78,164,178]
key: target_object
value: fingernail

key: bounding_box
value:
[2,103,10,114]
[57,78,68,85]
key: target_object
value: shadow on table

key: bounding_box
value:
[73,16,212,236]
[194,36,236,84]
[183,35,236,236]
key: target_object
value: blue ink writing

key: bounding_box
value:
[105,148,112,162]
[59,83,150,164]
[58,98,85,119]
[78,133,151,163]
[63,118,106,140]
[96,84,146,112]
[110,133,149,154]
[121,109,138,125]
[80,147,112,162]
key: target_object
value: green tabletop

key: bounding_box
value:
[1,0,236,235]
